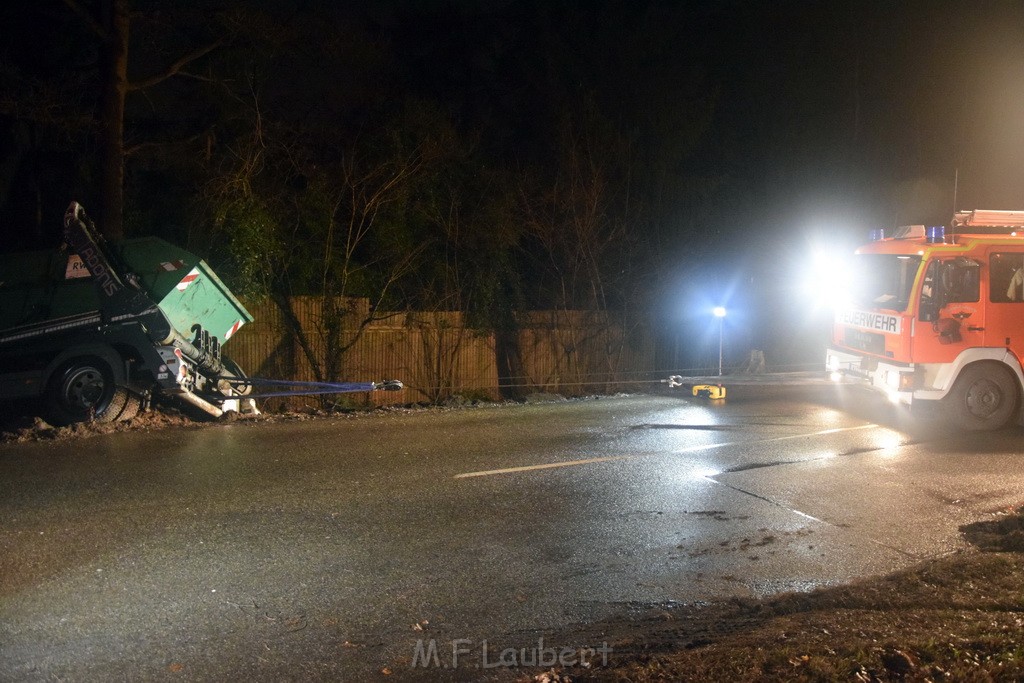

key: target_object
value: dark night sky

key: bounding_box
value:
[3,1,1023,240]
[2,0,1024,365]
[376,0,1024,224]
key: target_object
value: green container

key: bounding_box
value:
[0,237,253,345]
[118,237,253,343]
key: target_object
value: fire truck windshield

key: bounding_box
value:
[850,254,922,312]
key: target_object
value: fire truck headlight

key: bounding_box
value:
[826,354,843,381]
[885,370,914,392]
[898,372,915,392]
[805,249,853,311]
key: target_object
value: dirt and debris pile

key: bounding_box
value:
[547,508,1024,682]
[0,408,203,443]
[0,393,611,443]
[961,508,1024,552]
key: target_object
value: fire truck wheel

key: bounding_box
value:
[944,363,1019,431]
[45,356,141,426]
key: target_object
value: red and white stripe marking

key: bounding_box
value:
[176,267,200,291]
[225,320,243,340]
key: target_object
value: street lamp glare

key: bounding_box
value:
[712,306,726,376]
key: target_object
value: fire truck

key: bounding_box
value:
[826,210,1024,431]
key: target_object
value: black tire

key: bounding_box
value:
[943,363,1019,431]
[45,356,141,426]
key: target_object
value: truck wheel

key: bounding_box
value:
[943,363,1019,431]
[45,356,140,426]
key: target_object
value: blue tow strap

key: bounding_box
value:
[223,377,382,399]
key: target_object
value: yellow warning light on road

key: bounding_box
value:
[692,384,726,400]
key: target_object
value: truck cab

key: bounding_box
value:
[827,211,1024,430]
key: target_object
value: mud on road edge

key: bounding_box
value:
[0,372,861,445]
[528,508,1024,683]
[0,392,626,444]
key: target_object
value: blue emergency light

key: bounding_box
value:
[926,226,945,243]
[869,228,886,241]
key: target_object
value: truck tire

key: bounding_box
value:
[943,363,1019,431]
[45,356,141,426]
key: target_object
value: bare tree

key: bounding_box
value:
[518,103,641,393]
[60,0,223,239]
[201,94,443,397]
[299,146,432,386]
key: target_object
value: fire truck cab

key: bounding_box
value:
[827,210,1024,431]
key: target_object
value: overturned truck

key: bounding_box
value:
[0,202,261,425]
[1,202,403,426]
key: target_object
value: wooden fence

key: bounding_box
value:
[224,297,658,410]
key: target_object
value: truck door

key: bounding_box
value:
[984,250,1024,351]
[917,257,983,359]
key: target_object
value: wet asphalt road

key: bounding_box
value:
[2,384,1024,681]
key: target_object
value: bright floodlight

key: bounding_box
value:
[712,306,726,376]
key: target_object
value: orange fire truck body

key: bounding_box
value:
[827,210,1024,430]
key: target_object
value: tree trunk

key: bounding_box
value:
[272,292,325,383]
[98,0,129,240]
[494,320,524,400]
